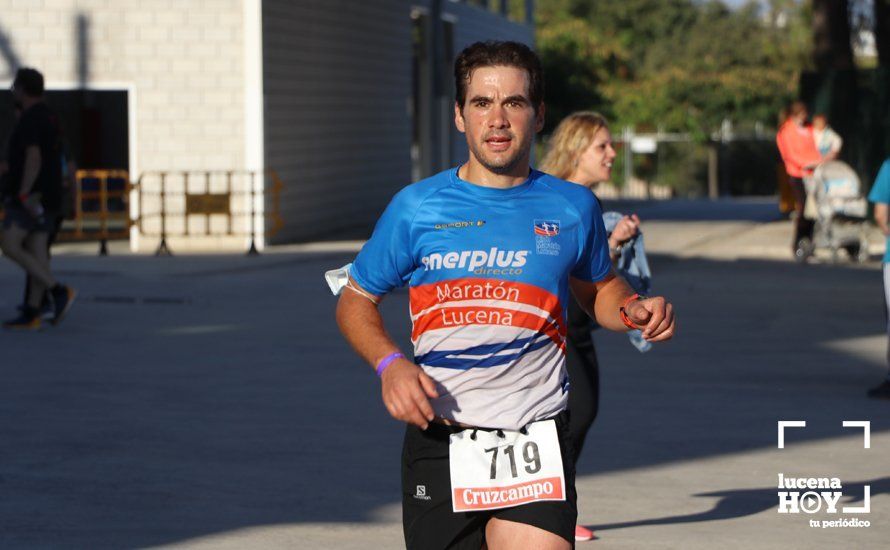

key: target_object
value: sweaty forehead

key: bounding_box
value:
[466,65,530,98]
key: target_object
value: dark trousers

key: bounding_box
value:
[565,298,600,464]
[788,177,815,248]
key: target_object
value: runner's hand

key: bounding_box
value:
[381,358,439,429]
[624,296,675,342]
[609,214,640,246]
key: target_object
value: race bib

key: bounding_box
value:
[448,419,565,512]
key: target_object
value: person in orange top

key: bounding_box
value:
[776,101,823,257]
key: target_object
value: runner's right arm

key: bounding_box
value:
[868,160,890,236]
[336,281,438,430]
[336,186,440,430]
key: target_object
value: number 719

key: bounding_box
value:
[484,442,541,479]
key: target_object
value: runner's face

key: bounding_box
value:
[576,127,616,185]
[455,65,543,175]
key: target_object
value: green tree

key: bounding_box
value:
[537,16,628,131]
[536,0,812,135]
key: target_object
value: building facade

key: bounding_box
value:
[0,0,533,250]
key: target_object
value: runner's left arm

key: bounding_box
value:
[570,275,675,342]
[570,191,675,342]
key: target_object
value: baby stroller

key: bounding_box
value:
[798,160,869,263]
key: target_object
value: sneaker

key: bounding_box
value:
[39,299,55,321]
[866,380,890,400]
[50,285,77,326]
[17,296,56,320]
[3,308,41,330]
[575,524,595,542]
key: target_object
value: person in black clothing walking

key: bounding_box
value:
[0,67,76,329]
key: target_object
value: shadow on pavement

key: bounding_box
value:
[600,197,783,222]
[1,250,887,548]
[586,477,890,532]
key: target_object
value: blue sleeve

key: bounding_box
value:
[571,194,612,283]
[350,189,417,296]
[868,160,890,204]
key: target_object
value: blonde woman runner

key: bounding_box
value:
[540,112,643,543]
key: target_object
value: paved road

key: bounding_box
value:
[1,200,888,549]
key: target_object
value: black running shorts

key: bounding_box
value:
[401,412,576,550]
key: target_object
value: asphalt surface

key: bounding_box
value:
[1,199,888,549]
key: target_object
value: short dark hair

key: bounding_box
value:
[13,67,44,97]
[454,41,544,113]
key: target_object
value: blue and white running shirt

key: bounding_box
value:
[351,167,611,429]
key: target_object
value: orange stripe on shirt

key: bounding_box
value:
[412,306,566,350]
[409,278,563,317]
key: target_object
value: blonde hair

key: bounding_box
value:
[539,111,609,180]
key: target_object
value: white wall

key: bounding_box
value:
[262,0,414,244]
[262,0,534,244]
[0,0,535,248]
[0,0,252,252]
[0,0,247,172]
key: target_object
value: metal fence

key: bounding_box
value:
[571,124,781,201]
[56,169,131,254]
[24,169,286,255]
[134,170,284,255]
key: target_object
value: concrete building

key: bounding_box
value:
[0,0,533,251]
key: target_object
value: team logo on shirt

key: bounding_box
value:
[533,220,560,237]
[534,220,561,256]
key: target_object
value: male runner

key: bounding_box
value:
[336,41,675,550]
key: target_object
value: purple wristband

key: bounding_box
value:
[376,352,405,377]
